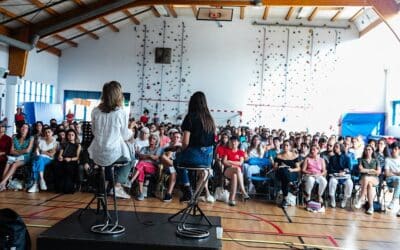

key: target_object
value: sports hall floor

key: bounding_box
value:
[1,191,399,250]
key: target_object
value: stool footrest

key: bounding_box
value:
[176,224,210,239]
[91,224,125,235]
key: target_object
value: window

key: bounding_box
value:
[64,90,130,121]
[15,79,54,106]
[393,101,400,126]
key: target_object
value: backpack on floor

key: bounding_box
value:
[0,208,31,250]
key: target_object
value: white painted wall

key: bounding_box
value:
[58,14,398,134]
[25,50,59,88]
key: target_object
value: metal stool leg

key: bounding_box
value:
[169,168,212,239]
[90,166,125,235]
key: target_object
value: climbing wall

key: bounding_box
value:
[246,26,342,129]
[133,20,192,120]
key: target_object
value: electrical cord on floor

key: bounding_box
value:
[130,193,155,227]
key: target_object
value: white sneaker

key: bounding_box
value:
[40,179,47,191]
[388,199,398,210]
[248,183,256,195]
[122,182,132,189]
[340,198,348,208]
[206,195,215,203]
[330,197,336,208]
[366,207,374,215]
[354,198,363,209]
[28,183,39,193]
[114,187,131,199]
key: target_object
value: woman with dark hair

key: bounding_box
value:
[175,91,216,202]
[302,144,327,204]
[243,135,269,187]
[0,123,33,191]
[355,145,381,214]
[223,136,249,206]
[55,129,81,193]
[28,126,58,193]
[88,81,133,199]
[375,138,389,175]
[328,142,353,208]
[0,123,12,181]
[33,121,43,139]
[274,140,300,208]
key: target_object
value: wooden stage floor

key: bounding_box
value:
[1,191,399,250]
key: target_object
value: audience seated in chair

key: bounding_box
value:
[159,131,182,202]
[274,140,301,208]
[302,144,327,204]
[0,123,12,181]
[55,129,82,194]
[328,142,353,208]
[355,145,381,214]
[222,136,250,206]
[130,134,162,201]
[243,134,269,192]
[384,142,400,216]
[28,127,57,193]
[0,123,33,192]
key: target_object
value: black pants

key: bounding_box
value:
[276,167,298,197]
[55,161,78,194]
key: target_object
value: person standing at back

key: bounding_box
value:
[88,81,133,199]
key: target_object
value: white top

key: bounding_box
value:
[38,137,58,159]
[385,157,400,175]
[135,139,149,151]
[88,107,133,166]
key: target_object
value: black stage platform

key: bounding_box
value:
[37,209,222,250]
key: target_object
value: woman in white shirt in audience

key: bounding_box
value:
[28,127,58,193]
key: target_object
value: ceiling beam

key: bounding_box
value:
[72,0,85,7]
[8,29,29,77]
[150,6,161,17]
[26,0,372,39]
[359,19,382,37]
[76,26,99,40]
[99,17,120,32]
[240,6,245,20]
[123,9,140,25]
[164,5,177,18]
[53,34,78,47]
[370,0,399,19]
[30,0,96,42]
[36,41,62,57]
[262,6,269,20]
[285,7,295,20]
[330,8,343,22]
[308,7,318,21]
[349,7,364,22]
[191,5,198,18]
[0,7,60,57]
[0,7,30,25]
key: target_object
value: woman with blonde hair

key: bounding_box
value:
[88,81,133,199]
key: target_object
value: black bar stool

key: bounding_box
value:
[168,165,213,239]
[80,159,129,235]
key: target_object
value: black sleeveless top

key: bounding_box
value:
[275,157,299,169]
[62,142,79,158]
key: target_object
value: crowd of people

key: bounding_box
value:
[1,95,400,217]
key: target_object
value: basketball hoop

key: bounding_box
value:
[209,11,222,19]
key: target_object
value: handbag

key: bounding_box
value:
[214,187,229,203]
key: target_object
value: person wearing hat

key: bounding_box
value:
[0,121,12,178]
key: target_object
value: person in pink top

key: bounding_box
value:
[302,144,327,203]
